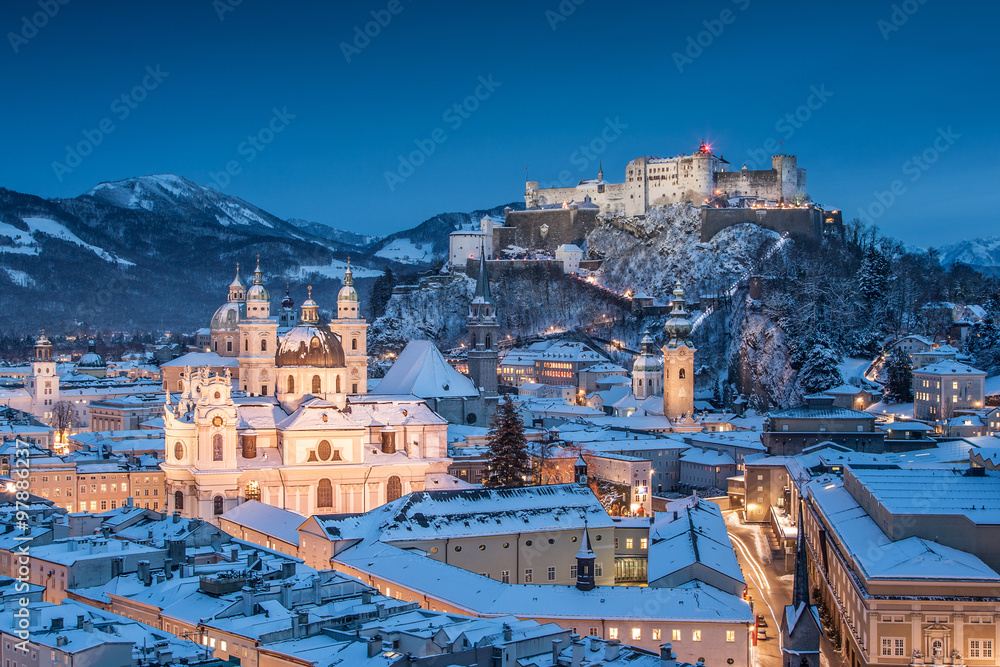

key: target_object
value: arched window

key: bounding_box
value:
[245,480,260,502]
[174,490,183,510]
[177,380,183,391]
[336,375,341,393]
[679,368,686,379]
[260,339,267,352]
[287,375,295,393]
[213,434,224,461]
[312,375,321,394]
[317,479,333,508]
[214,341,218,351]
[387,476,402,502]
[486,334,492,350]
[213,495,224,515]
[351,338,358,350]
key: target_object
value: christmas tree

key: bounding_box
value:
[484,396,530,488]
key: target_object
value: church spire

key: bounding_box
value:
[597,161,604,182]
[473,243,492,304]
[792,496,810,608]
[575,523,597,591]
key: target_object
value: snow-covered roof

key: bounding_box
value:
[680,448,736,466]
[220,500,304,546]
[377,340,479,398]
[846,466,1000,523]
[913,360,987,376]
[161,351,239,368]
[315,484,611,544]
[807,478,1000,581]
[555,243,583,253]
[648,499,744,589]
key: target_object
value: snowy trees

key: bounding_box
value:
[797,343,843,395]
[52,401,75,446]
[368,267,396,320]
[484,396,530,488]
[885,347,914,403]
[966,316,1000,375]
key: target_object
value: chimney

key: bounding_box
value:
[605,639,621,660]
[503,623,512,642]
[312,575,322,605]
[138,560,151,586]
[281,561,295,580]
[551,639,562,662]
[56,636,68,647]
[111,557,124,579]
[172,511,180,524]
[164,559,173,579]
[570,636,584,667]
[376,603,387,621]
[241,587,254,617]
[589,637,600,651]
[660,643,677,667]
[230,548,239,563]
[82,620,94,633]
[126,496,133,507]
[76,615,85,629]
[368,635,383,658]
[361,590,372,605]
[280,580,293,608]
[168,538,185,566]
[100,526,111,539]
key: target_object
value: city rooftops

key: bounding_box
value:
[913,360,986,376]
[845,466,1000,523]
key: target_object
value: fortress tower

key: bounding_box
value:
[662,282,695,421]
[467,253,499,397]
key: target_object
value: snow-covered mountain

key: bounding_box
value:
[939,236,1000,269]
[286,218,381,250]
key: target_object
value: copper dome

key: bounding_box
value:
[275,325,345,368]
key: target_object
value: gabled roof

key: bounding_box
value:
[376,341,479,398]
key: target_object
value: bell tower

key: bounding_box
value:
[662,282,695,421]
[238,257,278,396]
[329,261,369,394]
[467,251,499,397]
[28,332,59,422]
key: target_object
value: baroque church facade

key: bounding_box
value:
[162,261,451,524]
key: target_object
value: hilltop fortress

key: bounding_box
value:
[526,143,807,217]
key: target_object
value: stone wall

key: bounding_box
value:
[701,207,842,242]
[502,207,598,252]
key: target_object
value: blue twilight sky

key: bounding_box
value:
[2,0,998,247]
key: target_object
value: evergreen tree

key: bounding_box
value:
[857,247,890,303]
[885,347,914,403]
[798,344,843,394]
[368,267,396,319]
[484,396,530,488]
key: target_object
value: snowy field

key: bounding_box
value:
[0,217,134,265]
[293,260,382,280]
[837,357,873,384]
[375,238,433,264]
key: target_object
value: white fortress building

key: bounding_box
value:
[526,144,807,217]
[161,261,454,524]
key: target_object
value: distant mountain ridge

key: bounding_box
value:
[939,235,1000,271]
[0,174,513,333]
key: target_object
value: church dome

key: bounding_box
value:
[210,301,245,331]
[246,282,270,302]
[77,341,105,369]
[337,262,358,302]
[275,325,345,368]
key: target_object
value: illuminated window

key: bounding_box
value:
[632,628,641,641]
[625,538,633,549]
[640,538,648,549]
[608,628,618,640]
[524,569,533,583]
[726,630,735,642]
[652,629,661,641]
[692,630,702,641]
[245,481,261,502]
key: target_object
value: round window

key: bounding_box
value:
[478,545,486,551]
[466,413,477,425]
[571,536,578,543]
[502,542,509,549]
[214,391,221,399]
[525,540,533,547]
[595,535,602,541]
[547,538,555,545]
[454,545,462,552]
[430,547,438,554]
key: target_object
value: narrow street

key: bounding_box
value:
[724,510,841,667]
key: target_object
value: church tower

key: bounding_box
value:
[662,282,695,421]
[238,257,278,396]
[277,286,298,330]
[632,330,662,400]
[210,264,246,357]
[574,525,597,591]
[467,252,499,397]
[328,261,369,394]
[28,332,59,422]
